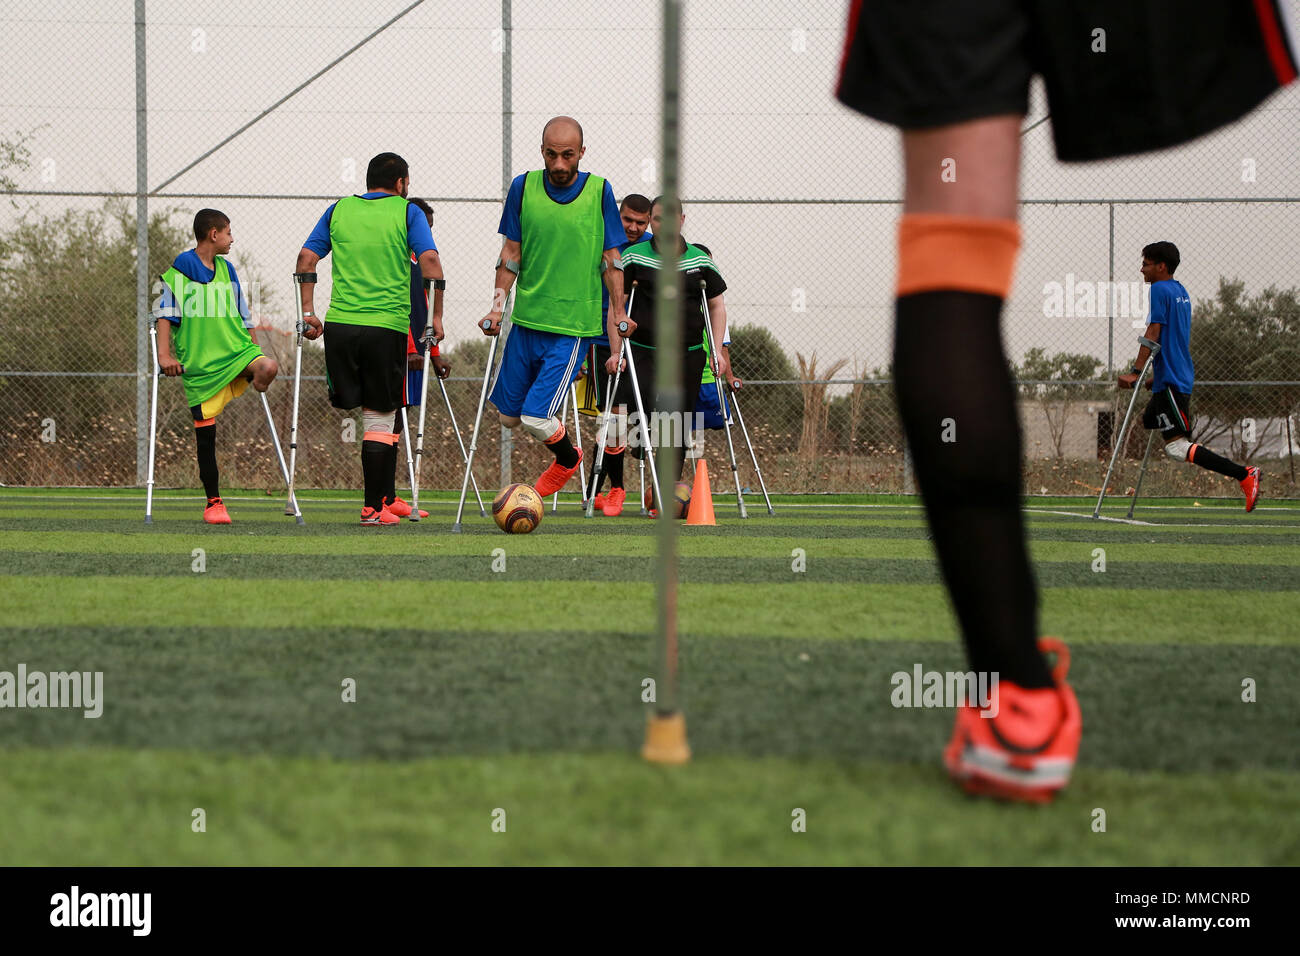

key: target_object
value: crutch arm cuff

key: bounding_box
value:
[1139,337,1160,353]
[293,272,318,283]
[423,278,446,291]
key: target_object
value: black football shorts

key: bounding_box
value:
[323,322,407,412]
[836,0,1297,161]
[1143,387,1193,440]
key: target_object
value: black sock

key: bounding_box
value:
[386,411,404,501]
[1188,443,1248,481]
[195,423,219,499]
[606,448,625,489]
[361,440,388,511]
[546,428,580,468]
[895,291,1052,690]
[384,442,398,502]
[673,445,687,486]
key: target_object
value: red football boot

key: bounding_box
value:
[602,487,626,517]
[535,448,582,497]
[384,495,428,519]
[1240,467,1261,513]
[360,505,400,526]
[944,638,1082,803]
[203,497,232,525]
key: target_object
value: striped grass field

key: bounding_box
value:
[0,487,1297,865]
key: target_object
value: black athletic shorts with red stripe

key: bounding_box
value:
[836,0,1298,161]
[1143,387,1193,440]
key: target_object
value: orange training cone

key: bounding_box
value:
[686,459,717,525]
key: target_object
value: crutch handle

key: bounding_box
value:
[617,320,630,334]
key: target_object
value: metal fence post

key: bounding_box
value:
[498,0,513,486]
[134,0,149,485]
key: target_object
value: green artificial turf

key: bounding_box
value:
[0,488,1296,865]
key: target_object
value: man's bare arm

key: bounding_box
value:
[602,247,630,359]
[1134,322,1161,369]
[602,247,625,318]
[156,319,182,376]
[294,248,324,339]
[418,249,445,342]
[706,294,730,382]
[481,238,521,335]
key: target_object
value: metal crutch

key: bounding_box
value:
[435,371,486,517]
[622,323,663,515]
[549,383,587,513]
[727,383,773,515]
[586,368,623,517]
[586,286,635,518]
[1127,430,1158,519]
[1093,341,1160,519]
[400,407,420,520]
[571,383,586,506]
[261,391,302,522]
[550,391,570,514]
[453,304,508,532]
[144,319,163,524]
[699,279,746,518]
[286,271,314,523]
[584,368,617,516]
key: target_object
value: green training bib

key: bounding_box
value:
[514,170,605,337]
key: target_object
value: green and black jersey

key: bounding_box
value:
[620,235,726,350]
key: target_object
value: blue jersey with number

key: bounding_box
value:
[1148,279,1194,393]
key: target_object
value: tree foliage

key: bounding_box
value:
[0,128,36,200]
[728,323,801,435]
[1191,278,1300,453]
[1015,347,1106,459]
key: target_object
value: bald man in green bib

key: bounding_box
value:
[481,116,632,497]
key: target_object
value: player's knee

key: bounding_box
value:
[362,408,398,442]
[1165,437,1192,462]
[254,358,278,390]
[520,414,561,442]
[498,414,521,429]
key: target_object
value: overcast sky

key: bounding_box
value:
[4,0,1300,377]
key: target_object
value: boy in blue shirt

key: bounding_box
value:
[1119,241,1260,511]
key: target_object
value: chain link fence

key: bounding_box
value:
[3,1,1298,497]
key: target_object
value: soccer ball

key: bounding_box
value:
[492,483,543,533]
[644,481,692,518]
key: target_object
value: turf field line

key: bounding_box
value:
[6,492,1297,513]
[1032,509,1157,525]
[1029,508,1300,530]
[11,502,1299,531]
